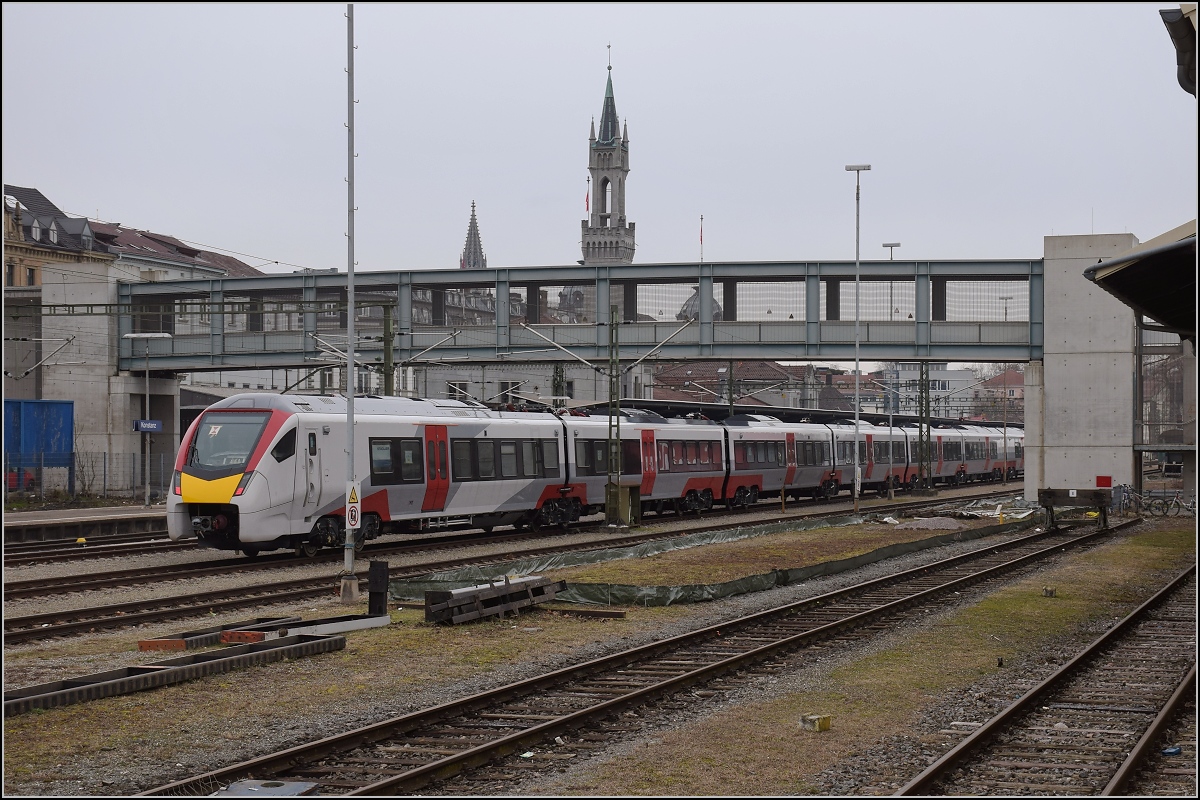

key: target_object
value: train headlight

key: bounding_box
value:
[233,471,255,497]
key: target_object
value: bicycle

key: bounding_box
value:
[1113,484,1154,516]
[1150,490,1196,517]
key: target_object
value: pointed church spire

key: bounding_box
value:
[459,201,487,270]
[596,66,620,145]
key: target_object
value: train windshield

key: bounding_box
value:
[188,411,272,469]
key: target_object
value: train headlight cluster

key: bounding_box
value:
[233,472,255,497]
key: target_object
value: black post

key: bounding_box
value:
[368,560,389,616]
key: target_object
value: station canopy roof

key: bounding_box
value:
[1083,220,1196,345]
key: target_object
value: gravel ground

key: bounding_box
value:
[4,490,1077,797]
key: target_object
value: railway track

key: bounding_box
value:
[2,486,1022,565]
[139,521,1129,797]
[3,489,1022,604]
[897,565,1196,796]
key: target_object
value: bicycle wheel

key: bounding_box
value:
[1148,498,1167,516]
[1166,499,1181,517]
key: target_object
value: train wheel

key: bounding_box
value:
[296,540,319,558]
[701,489,714,511]
[749,486,759,506]
[353,531,365,554]
[242,547,260,559]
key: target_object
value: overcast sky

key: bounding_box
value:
[3,2,1196,278]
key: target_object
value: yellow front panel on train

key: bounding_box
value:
[181,473,243,504]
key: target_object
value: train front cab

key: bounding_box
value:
[167,407,298,556]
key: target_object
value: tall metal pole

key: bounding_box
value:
[343,2,357,578]
[846,164,870,513]
[144,343,151,507]
[998,296,1013,485]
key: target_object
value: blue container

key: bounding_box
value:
[3,399,74,470]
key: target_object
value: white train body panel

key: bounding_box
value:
[166,393,1025,555]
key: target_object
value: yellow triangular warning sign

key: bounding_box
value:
[348,487,358,503]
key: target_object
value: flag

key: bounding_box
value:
[585,189,589,212]
[700,216,703,245]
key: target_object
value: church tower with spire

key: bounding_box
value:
[459,201,487,269]
[581,62,635,266]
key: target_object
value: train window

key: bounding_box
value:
[400,440,422,481]
[370,440,393,476]
[658,442,670,472]
[575,440,593,472]
[451,440,473,480]
[710,442,722,469]
[944,441,962,462]
[734,442,746,468]
[873,441,888,463]
[308,432,317,456]
[671,441,684,466]
[500,441,518,478]
[699,442,711,465]
[477,440,496,479]
[685,442,698,466]
[595,442,608,474]
[189,411,272,470]
[522,441,538,477]
[821,442,831,466]
[542,439,560,477]
[370,437,424,484]
[988,441,998,460]
[438,441,447,480]
[271,429,296,462]
[1014,442,1023,459]
[427,441,437,480]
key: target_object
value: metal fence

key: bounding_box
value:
[4,451,172,502]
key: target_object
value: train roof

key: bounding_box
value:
[204,393,562,420]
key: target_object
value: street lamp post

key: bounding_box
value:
[998,296,1013,484]
[846,164,871,514]
[123,332,172,506]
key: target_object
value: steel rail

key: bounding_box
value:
[4,488,1020,601]
[1104,663,1197,795]
[139,523,1124,796]
[895,563,1196,796]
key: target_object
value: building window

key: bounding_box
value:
[5,263,13,286]
[498,381,520,404]
[564,380,575,399]
[26,267,36,286]
[447,381,470,401]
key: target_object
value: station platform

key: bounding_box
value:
[3,504,168,543]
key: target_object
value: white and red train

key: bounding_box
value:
[166,393,1024,557]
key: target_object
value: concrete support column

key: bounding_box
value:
[1023,359,1044,502]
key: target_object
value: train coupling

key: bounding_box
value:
[192,514,229,533]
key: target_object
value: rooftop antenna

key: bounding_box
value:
[608,42,611,70]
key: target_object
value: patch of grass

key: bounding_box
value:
[537,522,1195,796]
[545,524,964,586]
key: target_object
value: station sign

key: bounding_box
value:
[346,481,361,530]
[133,419,163,432]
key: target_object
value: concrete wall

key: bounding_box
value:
[1024,233,1140,500]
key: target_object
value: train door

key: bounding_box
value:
[300,426,323,516]
[785,432,796,487]
[641,429,657,495]
[422,425,450,512]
